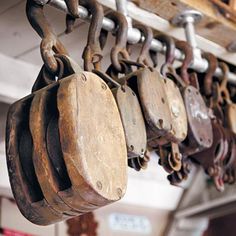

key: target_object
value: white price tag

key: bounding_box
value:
[109,213,152,234]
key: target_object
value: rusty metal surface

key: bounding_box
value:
[99,11,130,72]
[81,0,104,71]
[183,85,213,152]
[26,0,68,74]
[134,24,153,67]
[128,150,150,171]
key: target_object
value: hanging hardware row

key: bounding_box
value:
[42,0,236,84]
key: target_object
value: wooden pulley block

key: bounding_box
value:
[147,35,187,173]
[180,82,213,156]
[154,73,187,173]
[57,67,127,206]
[30,56,99,215]
[6,94,69,225]
[124,67,172,148]
[94,69,147,159]
[174,42,213,155]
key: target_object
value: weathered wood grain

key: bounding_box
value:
[30,84,85,216]
[6,94,67,225]
[112,84,147,158]
[125,67,172,147]
[162,76,188,143]
[57,72,127,206]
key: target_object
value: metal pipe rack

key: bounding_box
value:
[46,0,236,84]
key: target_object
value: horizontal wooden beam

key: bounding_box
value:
[134,0,236,50]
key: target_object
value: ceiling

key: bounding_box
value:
[0,0,116,67]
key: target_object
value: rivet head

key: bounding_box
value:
[117,188,122,198]
[96,181,102,190]
[101,83,107,90]
[129,145,134,151]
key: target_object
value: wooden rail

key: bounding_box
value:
[134,0,236,50]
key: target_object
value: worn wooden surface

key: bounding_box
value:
[134,0,236,49]
[227,104,236,134]
[162,77,188,143]
[112,85,147,158]
[30,85,81,216]
[127,68,172,146]
[6,95,66,225]
[58,72,127,206]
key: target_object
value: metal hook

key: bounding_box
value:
[135,24,153,67]
[99,11,129,72]
[156,34,176,76]
[218,62,232,103]
[175,40,194,85]
[81,0,104,71]
[26,0,68,74]
[202,52,218,97]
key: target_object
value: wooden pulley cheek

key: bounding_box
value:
[111,84,146,158]
[125,67,172,147]
[226,104,236,134]
[57,71,127,206]
[190,120,224,174]
[5,95,67,225]
[112,85,147,158]
[30,84,97,216]
[183,85,213,153]
[161,77,188,143]
[43,85,100,212]
[94,69,147,159]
